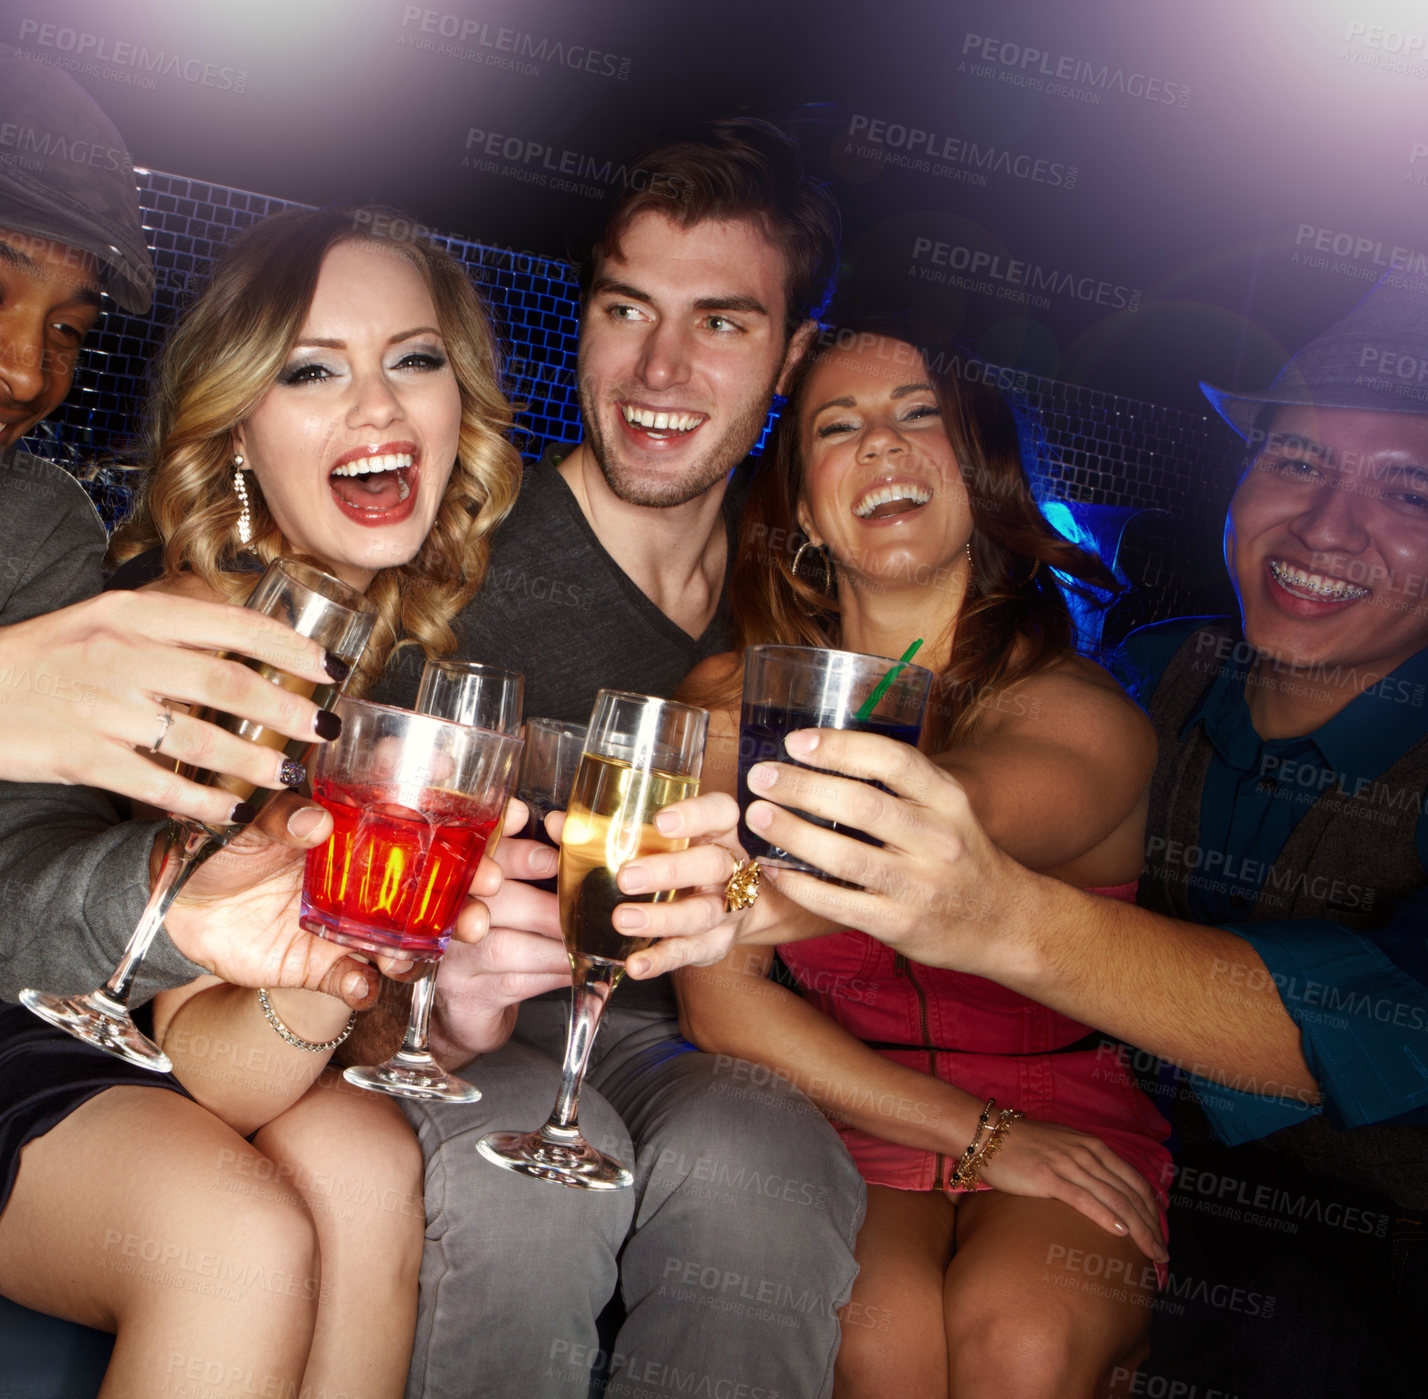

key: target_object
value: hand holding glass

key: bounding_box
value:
[737,645,933,879]
[478,690,706,1188]
[21,559,375,1071]
[302,695,522,1101]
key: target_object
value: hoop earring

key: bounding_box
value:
[232,456,252,546]
[791,539,834,597]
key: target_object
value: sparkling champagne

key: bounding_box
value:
[558,751,698,969]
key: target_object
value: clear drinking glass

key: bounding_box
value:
[736,645,933,879]
[415,659,524,736]
[517,717,588,848]
[478,689,707,1189]
[21,559,376,1071]
[304,696,523,1102]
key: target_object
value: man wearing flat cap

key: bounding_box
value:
[733,272,1428,1390]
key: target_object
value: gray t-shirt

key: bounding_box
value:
[0,450,203,1001]
[377,445,742,720]
[375,444,747,1013]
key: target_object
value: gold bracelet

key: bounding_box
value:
[257,988,355,1054]
[949,1103,1023,1192]
[947,1097,996,1191]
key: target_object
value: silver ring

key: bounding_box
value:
[151,704,175,755]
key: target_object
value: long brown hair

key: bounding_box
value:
[712,321,1119,749]
[109,206,521,695]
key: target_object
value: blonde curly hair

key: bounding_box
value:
[109,206,521,695]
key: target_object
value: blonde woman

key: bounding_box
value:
[0,206,521,1398]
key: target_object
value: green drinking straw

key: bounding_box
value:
[855,638,924,721]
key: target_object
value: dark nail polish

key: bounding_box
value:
[281,759,307,788]
[230,801,258,825]
[323,652,351,684]
[314,708,342,741]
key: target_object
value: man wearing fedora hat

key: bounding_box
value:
[692,270,1428,1391]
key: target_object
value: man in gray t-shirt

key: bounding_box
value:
[375,123,867,1399]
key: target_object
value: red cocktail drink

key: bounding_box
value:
[302,777,499,959]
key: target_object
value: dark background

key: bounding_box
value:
[5,0,1425,414]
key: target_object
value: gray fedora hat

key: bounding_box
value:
[1201,270,1428,441]
[0,45,153,313]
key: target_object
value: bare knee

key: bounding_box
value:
[946,1301,1104,1399]
[837,1306,944,1398]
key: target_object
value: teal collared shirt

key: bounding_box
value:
[1117,619,1428,1141]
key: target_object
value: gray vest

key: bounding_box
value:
[1141,623,1428,1208]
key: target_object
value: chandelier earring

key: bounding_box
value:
[232,455,253,546]
[790,538,835,597]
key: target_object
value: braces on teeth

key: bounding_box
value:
[1269,561,1369,600]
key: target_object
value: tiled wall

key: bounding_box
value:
[21,169,1243,636]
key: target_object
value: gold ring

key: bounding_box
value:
[151,704,175,755]
[724,858,761,912]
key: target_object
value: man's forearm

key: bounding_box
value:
[1002,871,1318,1101]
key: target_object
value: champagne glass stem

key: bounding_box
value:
[100,819,214,1009]
[549,960,620,1131]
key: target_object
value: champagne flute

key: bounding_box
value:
[21,559,376,1071]
[478,690,707,1189]
[302,697,523,1101]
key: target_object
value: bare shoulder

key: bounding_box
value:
[982,654,1155,767]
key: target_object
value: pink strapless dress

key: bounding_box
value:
[778,882,1171,1243]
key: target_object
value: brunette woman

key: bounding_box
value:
[678,323,1170,1399]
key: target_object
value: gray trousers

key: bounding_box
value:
[402,1001,865,1399]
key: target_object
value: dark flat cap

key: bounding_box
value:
[0,44,153,312]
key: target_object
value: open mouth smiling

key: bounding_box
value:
[1267,559,1371,603]
[620,403,707,439]
[328,446,418,522]
[853,481,933,521]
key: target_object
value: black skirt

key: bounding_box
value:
[0,1000,191,1216]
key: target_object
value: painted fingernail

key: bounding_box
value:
[229,801,258,825]
[323,652,351,683]
[281,759,307,788]
[749,763,776,789]
[613,906,648,931]
[620,866,650,893]
[314,708,342,740]
[785,730,818,754]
